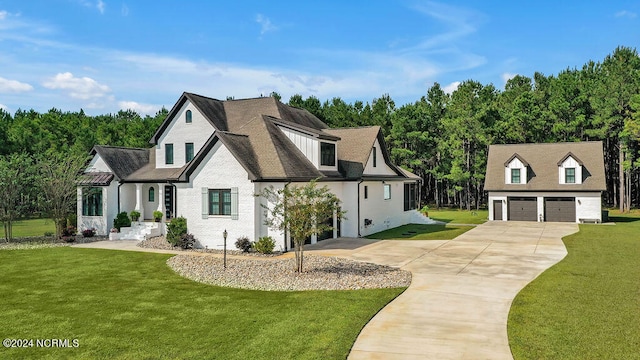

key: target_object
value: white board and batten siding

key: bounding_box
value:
[156,101,215,169]
[504,157,528,184]
[558,156,583,184]
[363,138,397,176]
[175,141,257,250]
[488,191,602,222]
[279,127,319,167]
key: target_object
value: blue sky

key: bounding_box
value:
[0,1,638,115]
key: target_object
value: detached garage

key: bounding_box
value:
[484,142,606,223]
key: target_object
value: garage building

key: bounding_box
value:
[484,142,606,223]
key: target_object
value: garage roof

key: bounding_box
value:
[484,141,606,191]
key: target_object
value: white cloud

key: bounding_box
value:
[501,72,517,83]
[615,10,637,18]
[42,72,111,100]
[97,0,105,14]
[118,100,160,115]
[0,76,33,92]
[0,103,8,111]
[443,81,460,94]
[121,4,129,16]
[0,10,7,20]
[256,14,277,35]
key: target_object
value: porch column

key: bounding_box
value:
[135,183,144,221]
[156,184,165,220]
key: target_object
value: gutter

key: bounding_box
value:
[357,179,364,237]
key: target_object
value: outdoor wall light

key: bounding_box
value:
[223,229,228,269]
[578,200,581,205]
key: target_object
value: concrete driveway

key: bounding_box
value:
[330,221,579,360]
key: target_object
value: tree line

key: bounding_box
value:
[0,46,638,234]
[286,46,640,211]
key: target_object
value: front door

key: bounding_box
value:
[164,186,174,220]
[493,200,503,221]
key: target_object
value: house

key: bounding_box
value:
[484,141,606,223]
[77,92,424,250]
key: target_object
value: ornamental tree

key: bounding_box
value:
[259,180,345,272]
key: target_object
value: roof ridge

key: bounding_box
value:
[491,140,602,146]
[94,145,150,151]
[326,125,380,130]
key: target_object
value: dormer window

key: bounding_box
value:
[505,153,528,185]
[558,153,583,185]
[320,142,336,166]
[511,169,521,184]
[373,147,377,167]
[565,168,575,183]
[185,110,192,123]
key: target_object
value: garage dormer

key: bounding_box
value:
[504,153,528,184]
[558,152,583,184]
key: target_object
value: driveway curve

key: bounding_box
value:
[344,221,578,360]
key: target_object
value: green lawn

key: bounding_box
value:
[366,224,474,240]
[508,214,640,359]
[425,209,488,224]
[1,218,56,238]
[0,248,404,359]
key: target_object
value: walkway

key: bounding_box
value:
[339,221,578,359]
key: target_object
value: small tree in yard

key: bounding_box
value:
[38,153,87,238]
[259,180,345,272]
[0,154,36,241]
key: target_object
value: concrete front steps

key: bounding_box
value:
[109,221,163,241]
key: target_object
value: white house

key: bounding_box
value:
[77,93,423,251]
[484,141,606,223]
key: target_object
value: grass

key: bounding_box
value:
[424,209,488,224]
[0,248,404,359]
[366,223,474,240]
[508,213,640,359]
[1,218,56,238]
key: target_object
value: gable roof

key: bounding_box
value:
[100,93,416,183]
[557,152,584,166]
[324,126,404,179]
[504,153,529,167]
[484,141,606,191]
[91,145,149,180]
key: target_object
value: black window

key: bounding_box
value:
[82,187,103,216]
[149,187,155,202]
[364,185,368,199]
[404,183,417,211]
[185,110,192,123]
[320,142,335,166]
[565,168,575,183]
[165,144,174,164]
[373,147,377,167]
[511,168,520,184]
[185,143,194,162]
[209,189,231,215]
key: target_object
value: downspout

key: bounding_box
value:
[284,181,291,252]
[357,179,364,237]
[117,181,123,213]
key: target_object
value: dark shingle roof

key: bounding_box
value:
[107,93,415,183]
[484,141,606,191]
[77,172,114,186]
[91,146,149,179]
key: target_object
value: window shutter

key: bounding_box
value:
[231,187,239,220]
[201,187,208,219]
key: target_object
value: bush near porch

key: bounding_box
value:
[0,247,404,359]
[508,211,640,359]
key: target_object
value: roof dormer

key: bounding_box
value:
[558,152,583,184]
[504,153,528,184]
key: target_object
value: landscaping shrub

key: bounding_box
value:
[166,216,188,246]
[113,212,131,231]
[82,228,96,237]
[253,236,275,254]
[129,210,141,222]
[61,225,76,237]
[178,233,196,250]
[235,236,252,252]
[153,210,163,221]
